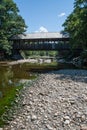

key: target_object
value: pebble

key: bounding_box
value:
[54,112,59,117]
[81,115,86,121]
[64,119,70,125]
[80,124,87,130]
[46,124,53,130]
[31,115,37,121]
[64,116,70,120]
[0,128,3,130]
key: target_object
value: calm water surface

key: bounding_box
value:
[0,63,35,95]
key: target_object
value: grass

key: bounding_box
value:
[0,85,23,127]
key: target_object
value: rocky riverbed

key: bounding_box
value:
[3,69,87,130]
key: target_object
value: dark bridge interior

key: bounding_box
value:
[12,38,70,51]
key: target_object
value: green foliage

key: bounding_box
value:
[23,51,58,58]
[63,0,87,50]
[0,0,27,55]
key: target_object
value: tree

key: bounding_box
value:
[63,0,87,50]
[0,0,27,55]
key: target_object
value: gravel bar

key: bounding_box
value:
[3,69,87,130]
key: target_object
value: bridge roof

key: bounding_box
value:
[11,32,69,40]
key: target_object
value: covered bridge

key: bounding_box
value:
[11,32,70,51]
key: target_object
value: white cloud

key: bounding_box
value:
[58,12,66,17]
[35,26,48,32]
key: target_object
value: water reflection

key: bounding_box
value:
[0,64,34,95]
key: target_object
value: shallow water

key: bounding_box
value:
[0,63,36,97]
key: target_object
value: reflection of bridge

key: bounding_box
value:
[11,32,70,51]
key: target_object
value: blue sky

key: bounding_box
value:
[13,0,74,33]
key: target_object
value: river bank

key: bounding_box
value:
[2,69,87,130]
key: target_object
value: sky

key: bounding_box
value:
[13,0,74,33]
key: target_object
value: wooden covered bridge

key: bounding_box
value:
[11,32,70,51]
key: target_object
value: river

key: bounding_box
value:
[0,62,37,98]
